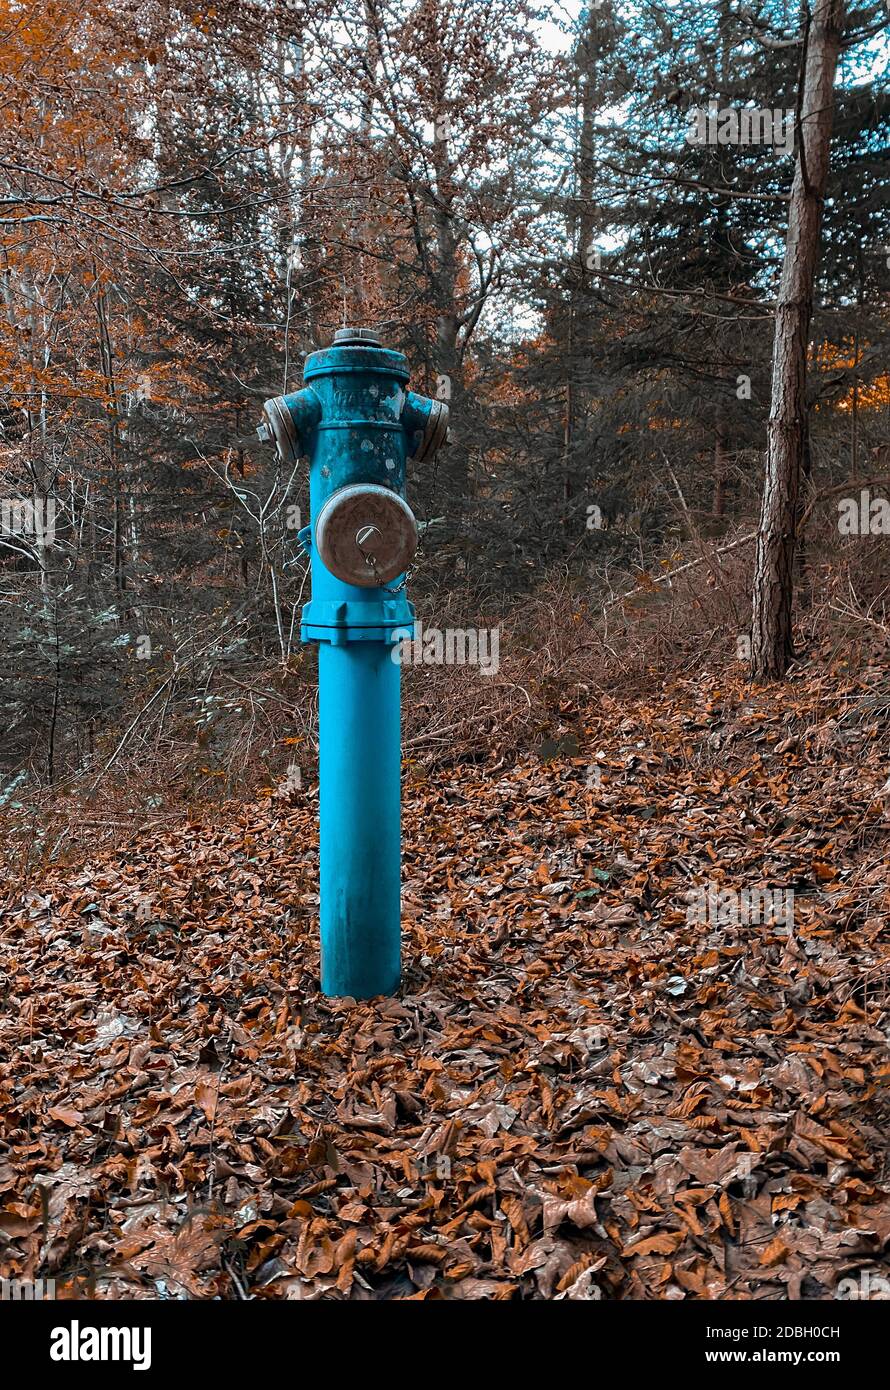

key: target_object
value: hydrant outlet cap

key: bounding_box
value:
[333,327,382,347]
[315,484,417,587]
[262,394,301,462]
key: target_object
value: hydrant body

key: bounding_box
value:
[261,329,447,998]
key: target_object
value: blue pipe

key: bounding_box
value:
[318,640,402,997]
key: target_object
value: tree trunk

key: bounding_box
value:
[751,0,844,680]
[564,7,600,502]
[713,415,728,519]
[427,59,466,504]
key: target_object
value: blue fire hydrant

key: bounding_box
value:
[259,328,449,998]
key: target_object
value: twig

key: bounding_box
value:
[605,532,758,607]
[220,675,304,714]
[405,719,485,749]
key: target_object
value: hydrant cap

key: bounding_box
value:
[333,327,382,346]
[315,483,417,588]
[304,329,409,383]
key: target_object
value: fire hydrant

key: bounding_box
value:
[259,328,449,998]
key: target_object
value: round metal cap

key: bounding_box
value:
[412,398,450,461]
[315,484,417,587]
[261,395,300,462]
[333,327,382,347]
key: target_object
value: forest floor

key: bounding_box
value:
[1,659,889,1300]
